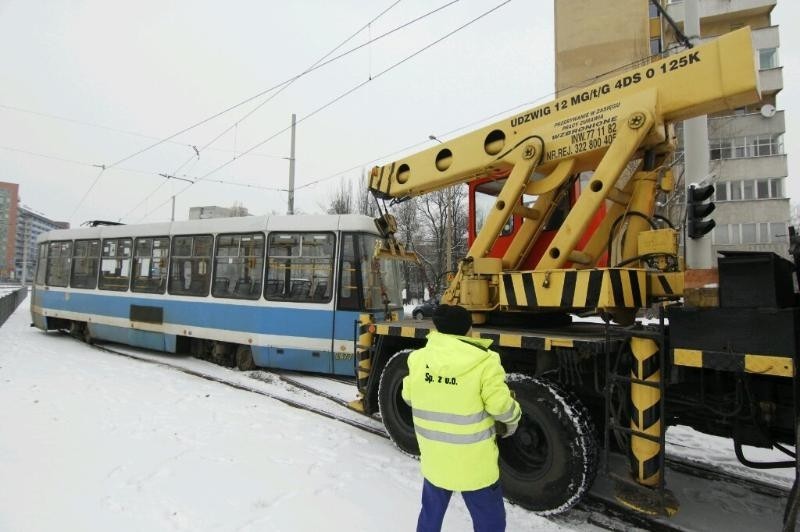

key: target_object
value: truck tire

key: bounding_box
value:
[236,345,257,371]
[499,376,597,514]
[378,349,420,456]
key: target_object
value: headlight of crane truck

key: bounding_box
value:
[353,28,800,522]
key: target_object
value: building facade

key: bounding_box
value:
[661,0,789,257]
[188,205,250,220]
[0,181,68,282]
[15,206,69,282]
[0,182,19,279]
[555,0,789,259]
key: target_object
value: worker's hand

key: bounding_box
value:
[502,422,518,439]
[495,421,518,438]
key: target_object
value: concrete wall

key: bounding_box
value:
[554,0,651,95]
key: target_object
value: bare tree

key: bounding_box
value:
[324,178,354,214]
[356,168,378,217]
[415,185,468,298]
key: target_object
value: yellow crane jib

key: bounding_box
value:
[368,28,759,318]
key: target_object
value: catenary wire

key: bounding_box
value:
[105,0,459,173]
[193,1,512,186]
[122,1,466,221]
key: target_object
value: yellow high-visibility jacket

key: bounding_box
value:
[402,331,521,492]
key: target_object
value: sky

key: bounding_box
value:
[0,0,797,228]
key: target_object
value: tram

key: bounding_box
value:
[30,214,403,375]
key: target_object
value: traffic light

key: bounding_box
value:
[687,184,716,239]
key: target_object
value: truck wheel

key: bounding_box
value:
[236,345,257,371]
[499,376,597,514]
[413,311,424,320]
[378,349,419,455]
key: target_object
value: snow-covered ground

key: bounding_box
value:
[0,300,569,532]
[1,299,794,531]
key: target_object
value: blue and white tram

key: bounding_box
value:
[30,214,403,376]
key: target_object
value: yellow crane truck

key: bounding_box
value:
[351,28,800,522]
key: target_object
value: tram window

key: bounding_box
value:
[337,234,360,310]
[70,239,100,289]
[99,238,133,291]
[168,234,213,297]
[212,232,265,300]
[46,240,73,287]
[35,243,48,285]
[132,237,170,294]
[266,232,334,302]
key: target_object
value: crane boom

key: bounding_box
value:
[368,28,760,322]
[369,28,758,200]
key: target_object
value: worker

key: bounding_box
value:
[402,304,522,532]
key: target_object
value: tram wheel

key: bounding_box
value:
[236,345,257,371]
[499,376,597,514]
[378,349,419,455]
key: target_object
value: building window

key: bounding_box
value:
[710,134,783,160]
[715,183,728,202]
[758,48,779,70]
[266,232,334,302]
[758,223,771,243]
[715,178,784,202]
[714,224,730,245]
[46,241,73,287]
[70,239,100,289]
[132,237,170,294]
[168,235,212,297]
[650,38,662,55]
[212,232,265,300]
[99,238,132,291]
[755,179,769,199]
[730,180,742,201]
[772,223,788,244]
[741,223,757,244]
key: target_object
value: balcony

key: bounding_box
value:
[709,110,784,137]
[752,25,780,49]
[666,0,776,23]
[714,154,787,180]
[759,67,783,95]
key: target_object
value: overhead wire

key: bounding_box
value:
[193,0,512,186]
[108,0,455,173]
[127,0,474,221]
[0,103,287,159]
[135,0,515,217]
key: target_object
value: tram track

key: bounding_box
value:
[76,335,790,531]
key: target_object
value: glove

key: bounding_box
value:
[495,421,518,439]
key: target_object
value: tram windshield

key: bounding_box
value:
[339,233,403,314]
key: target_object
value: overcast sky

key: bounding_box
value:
[0,0,797,227]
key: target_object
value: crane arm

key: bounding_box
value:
[368,28,759,201]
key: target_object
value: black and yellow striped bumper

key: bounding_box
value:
[672,348,794,378]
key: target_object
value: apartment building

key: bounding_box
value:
[661,0,789,257]
[0,181,68,282]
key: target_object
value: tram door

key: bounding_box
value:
[333,232,402,376]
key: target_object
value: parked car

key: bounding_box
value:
[411,299,438,320]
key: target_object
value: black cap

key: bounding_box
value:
[432,304,472,336]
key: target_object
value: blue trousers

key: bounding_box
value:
[416,478,506,532]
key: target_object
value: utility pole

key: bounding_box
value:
[288,113,297,215]
[683,0,713,269]
[171,196,175,222]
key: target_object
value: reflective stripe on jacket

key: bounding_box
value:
[402,331,521,492]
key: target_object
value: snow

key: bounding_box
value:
[0,300,564,532]
[2,299,795,531]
